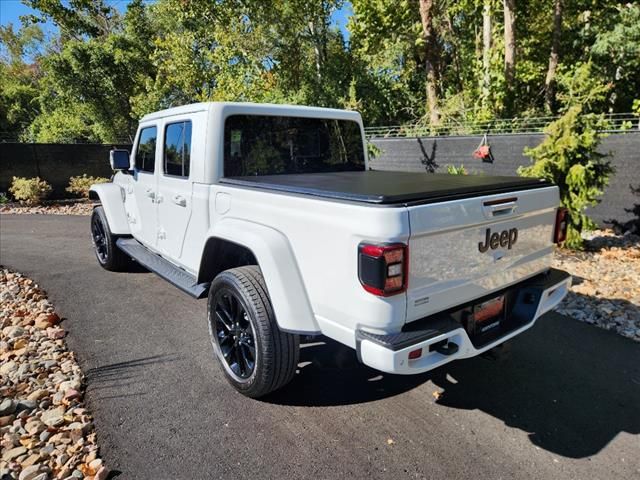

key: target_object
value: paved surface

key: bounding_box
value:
[1,214,639,480]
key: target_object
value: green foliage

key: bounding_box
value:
[367,141,382,160]
[518,106,613,249]
[0,192,9,204]
[2,0,640,140]
[66,174,109,198]
[446,164,468,175]
[9,176,52,205]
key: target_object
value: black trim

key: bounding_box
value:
[356,268,570,352]
[116,238,210,298]
[220,171,552,206]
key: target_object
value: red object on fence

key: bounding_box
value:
[473,144,491,159]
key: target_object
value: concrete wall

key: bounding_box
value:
[370,132,640,225]
[0,143,131,198]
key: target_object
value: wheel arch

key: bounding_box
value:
[89,183,130,235]
[198,219,319,334]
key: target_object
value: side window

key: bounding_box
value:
[164,121,192,177]
[135,126,157,173]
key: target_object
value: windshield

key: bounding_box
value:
[223,114,365,176]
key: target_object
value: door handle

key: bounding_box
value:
[172,194,187,207]
[145,188,156,200]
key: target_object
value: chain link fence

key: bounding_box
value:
[364,113,640,138]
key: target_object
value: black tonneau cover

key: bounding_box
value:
[220,171,552,205]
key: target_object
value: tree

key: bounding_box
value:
[418,0,440,125]
[502,0,516,116]
[544,0,562,113]
[519,63,613,249]
[0,22,44,139]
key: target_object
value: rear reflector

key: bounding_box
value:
[408,348,422,360]
[554,207,569,244]
[358,243,408,296]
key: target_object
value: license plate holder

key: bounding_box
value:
[467,295,505,336]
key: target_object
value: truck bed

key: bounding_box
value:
[220,171,551,205]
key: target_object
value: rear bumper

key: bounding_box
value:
[356,268,571,375]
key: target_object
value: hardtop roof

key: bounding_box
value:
[140,102,361,122]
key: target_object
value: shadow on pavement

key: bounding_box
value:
[85,354,181,398]
[266,313,640,459]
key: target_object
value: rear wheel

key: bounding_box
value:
[207,266,299,398]
[91,206,129,271]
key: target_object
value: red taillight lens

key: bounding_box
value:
[358,243,408,296]
[554,207,569,244]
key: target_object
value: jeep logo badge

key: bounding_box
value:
[478,227,518,253]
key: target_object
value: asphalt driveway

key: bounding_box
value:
[1,214,639,480]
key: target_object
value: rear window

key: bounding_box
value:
[223,115,365,177]
[164,121,192,177]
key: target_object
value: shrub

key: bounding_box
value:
[518,106,613,249]
[446,164,468,175]
[66,174,109,198]
[0,192,8,205]
[9,177,52,205]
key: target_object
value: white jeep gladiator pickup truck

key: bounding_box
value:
[89,102,571,398]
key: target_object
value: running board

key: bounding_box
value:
[116,238,209,299]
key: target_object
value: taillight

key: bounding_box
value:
[358,243,408,296]
[554,207,569,244]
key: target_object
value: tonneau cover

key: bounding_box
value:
[220,171,551,205]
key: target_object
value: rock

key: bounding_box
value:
[88,459,102,471]
[38,431,50,443]
[0,399,16,416]
[25,419,45,435]
[2,446,27,462]
[18,465,43,480]
[26,390,47,402]
[94,466,109,480]
[16,400,37,413]
[0,361,17,374]
[21,454,41,468]
[47,329,65,340]
[63,390,80,402]
[41,406,65,427]
[3,325,25,339]
[13,338,28,350]
[0,415,14,427]
[58,381,81,394]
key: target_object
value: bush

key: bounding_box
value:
[9,177,52,205]
[0,192,8,205]
[446,164,468,175]
[518,106,613,249]
[66,174,109,198]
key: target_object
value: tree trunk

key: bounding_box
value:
[503,0,516,116]
[482,0,492,105]
[419,0,440,125]
[544,0,562,113]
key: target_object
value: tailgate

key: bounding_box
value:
[406,186,559,323]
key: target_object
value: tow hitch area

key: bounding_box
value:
[355,268,571,375]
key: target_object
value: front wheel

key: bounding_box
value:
[91,206,129,271]
[207,266,299,398]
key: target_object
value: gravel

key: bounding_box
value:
[553,229,640,342]
[0,268,108,480]
[0,201,95,216]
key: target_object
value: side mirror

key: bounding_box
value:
[110,149,130,171]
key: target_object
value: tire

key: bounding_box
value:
[207,266,299,398]
[90,206,130,272]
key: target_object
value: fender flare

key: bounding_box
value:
[89,183,130,235]
[204,218,319,334]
